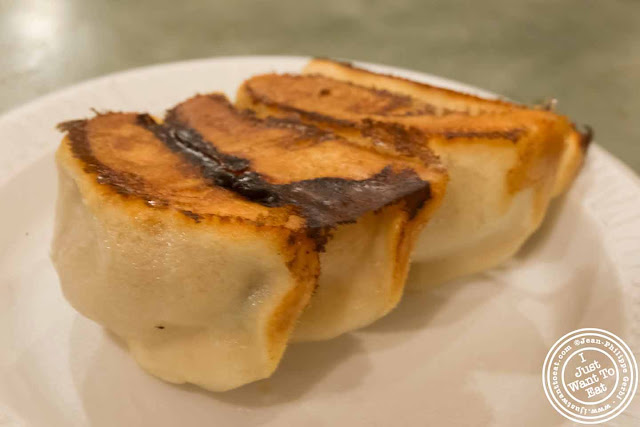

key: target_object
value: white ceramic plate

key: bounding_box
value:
[1,56,639,427]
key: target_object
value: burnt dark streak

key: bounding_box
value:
[138,114,431,229]
[59,111,431,235]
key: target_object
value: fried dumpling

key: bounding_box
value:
[237,59,590,289]
[52,93,446,390]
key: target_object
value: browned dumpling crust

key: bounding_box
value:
[52,93,446,390]
[237,58,589,291]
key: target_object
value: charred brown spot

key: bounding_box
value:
[244,83,357,128]
[138,111,281,207]
[181,210,202,223]
[287,234,296,246]
[359,119,438,163]
[261,116,336,142]
[437,128,526,143]
[578,124,593,151]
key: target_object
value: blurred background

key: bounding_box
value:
[1,0,638,171]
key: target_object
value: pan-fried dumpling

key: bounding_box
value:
[237,59,589,289]
[52,93,446,390]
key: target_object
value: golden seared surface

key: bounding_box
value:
[59,113,295,226]
[59,93,444,230]
[238,70,586,196]
[302,58,520,114]
[240,73,442,120]
[240,72,570,138]
[168,94,437,184]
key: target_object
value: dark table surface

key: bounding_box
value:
[1,0,638,171]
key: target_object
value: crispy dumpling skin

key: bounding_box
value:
[53,112,319,392]
[166,95,447,342]
[52,93,446,391]
[237,59,590,288]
